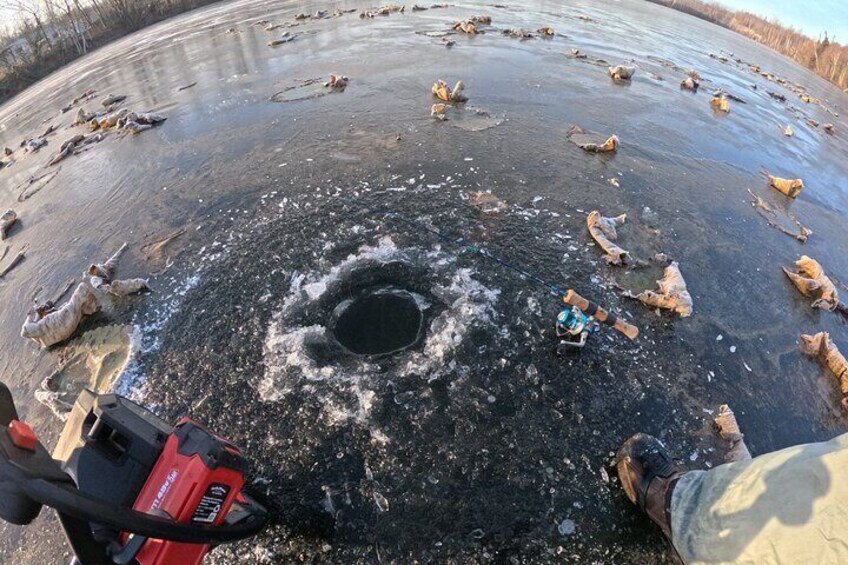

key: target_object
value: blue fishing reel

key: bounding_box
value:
[556,306,599,351]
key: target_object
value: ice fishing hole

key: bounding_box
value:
[331,286,424,356]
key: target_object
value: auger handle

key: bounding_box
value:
[563,289,639,341]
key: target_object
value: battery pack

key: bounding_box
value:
[127,418,247,565]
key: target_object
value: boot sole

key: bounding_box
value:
[616,456,640,506]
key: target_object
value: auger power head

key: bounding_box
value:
[0,382,267,565]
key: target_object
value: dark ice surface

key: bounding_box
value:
[1,0,847,562]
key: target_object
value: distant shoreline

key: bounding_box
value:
[0,0,222,106]
[646,0,848,92]
[2,0,847,108]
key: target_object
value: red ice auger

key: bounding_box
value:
[0,382,267,565]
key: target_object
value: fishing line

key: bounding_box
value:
[345,196,568,297]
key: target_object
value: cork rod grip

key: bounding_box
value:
[563,289,639,341]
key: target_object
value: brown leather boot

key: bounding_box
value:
[616,433,683,539]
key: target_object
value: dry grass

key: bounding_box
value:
[648,0,848,90]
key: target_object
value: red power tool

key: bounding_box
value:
[0,382,268,565]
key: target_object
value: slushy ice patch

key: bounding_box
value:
[35,324,136,419]
[257,237,500,424]
[331,286,424,355]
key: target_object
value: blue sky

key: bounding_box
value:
[717,0,848,41]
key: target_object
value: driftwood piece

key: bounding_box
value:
[680,76,698,90]
[88,243,127,288]
[120,112,167,127]
[121,122,151,134]
[430,103,448,120]
[25,138,47,152]
[0,245,28,277]
[800,332,848,410]
[88,243,149,295]
[324,74,349,90]
[105,278,149,296]
[608,65,635,81]
[47,133,104,166]
[454,15,491,33]
[0,209,17,240]
[268,33,295,46]
[568,126,619,153]
[48,135,83,166]
[714,89,745,104]
[713,404,752,462]
[768,176,804,198]
[453,20,477,34]
[97,108,129,129]
[21,281,101,348]
[73,107,96,125]
[709,95,730,112]
[502,28,534,39]
[626,261,693,317]
[360,4,403,18]
[763,169,803,198]
[783,255,839,311]
[680,71,700,91]
[586,211,629,265]
[61,134,85,151]
[432,80,467,103]
[101,93,127,107]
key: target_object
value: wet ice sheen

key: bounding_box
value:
[1,0,847,562]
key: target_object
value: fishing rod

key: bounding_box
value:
[348,197,639,341]
[385,212,566,296]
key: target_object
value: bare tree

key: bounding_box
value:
[648,0,848,90]
[3,0,53,48]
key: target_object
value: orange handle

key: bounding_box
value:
[563,289,639,341]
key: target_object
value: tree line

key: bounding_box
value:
[647,0,848,90]
[2,0,846,106]
[0,0,220,103]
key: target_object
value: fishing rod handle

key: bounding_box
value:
[563,290,639,341]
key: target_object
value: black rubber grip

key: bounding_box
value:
[23,478,267,544]
[584,302,599,316]
[604,313,618,326]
